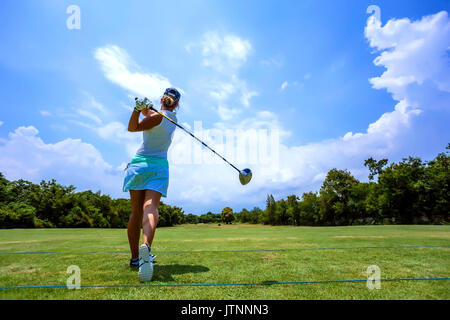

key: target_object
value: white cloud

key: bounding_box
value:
[164,10,450,212]
[116,162,128,171]
[61,92,109,126]
[189,32,257,119]
[76,109,102,124]
[366,11,450,102]
[0,126,124,196]
[200,32,251,73]
[214,110,291,140]
[2,11,448,214]
[68,113,141,158]
[81,91,108,115]
[165,111,290,209]
[240,88,258,107]
[63,90,141,157]
[96,121,141,157]
[42,87,140,163]
[40,110,52,117]
[263,11,450,193]
[207,77,258,111]
[260,57,284,68]
[215,105,242,121]
[209,81,237,101]
[270,11,449,194]
[281,81,288,91]
[94,45,173,100]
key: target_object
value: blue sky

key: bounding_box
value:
[1,0,449,214]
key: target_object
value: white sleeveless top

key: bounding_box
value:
[136,110,177,158]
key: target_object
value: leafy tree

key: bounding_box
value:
[170,205,185,226]
[0,202,46,228]
[235,208,248,223]
[29,179,76,226]
[198,212,221,224]
[6,179,40,205]
[364,157,388,180]
[286,195,300,226]
[110,198,132,228]
[249,207,263,224]
[319,169,360,225]
[0,174,191,228]
[361,182,383,224]
[157,203,185,227]
[348,182,370,224]
[276,199,289,225]
[1,144,449,228]
[263,194,277,225]
[298,192,320,225]
[419,148,449,222]
[185,213,199,224]
[221,207,235,224]
[59,206,94,227]
[377,157,426,224]
[0,173,9,204]
[236,207,262,224]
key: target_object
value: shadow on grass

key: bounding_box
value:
[152,264,210,282]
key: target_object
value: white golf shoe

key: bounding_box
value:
[138,244,153,282]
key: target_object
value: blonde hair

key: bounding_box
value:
[162,94,177,108]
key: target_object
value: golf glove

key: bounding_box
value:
[134,97,154,112]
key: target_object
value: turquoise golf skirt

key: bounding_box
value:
[123,154,169,197]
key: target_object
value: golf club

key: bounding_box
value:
[135,97,252,185]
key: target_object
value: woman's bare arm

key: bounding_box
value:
[128,110,163,132]
[127,110,141,132]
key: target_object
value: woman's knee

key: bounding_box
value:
[143,191,161,212]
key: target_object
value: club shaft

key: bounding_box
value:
[153,109,241,173]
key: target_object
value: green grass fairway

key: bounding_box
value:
[0,224,449,299]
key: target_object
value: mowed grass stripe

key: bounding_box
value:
[1,225,449,299]
[1,277,450,290]
[1,245,449,255]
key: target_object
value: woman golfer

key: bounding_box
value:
[123,87,180,282]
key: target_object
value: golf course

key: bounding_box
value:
[1,224,449,300]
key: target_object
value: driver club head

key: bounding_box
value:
[239,168,252,185]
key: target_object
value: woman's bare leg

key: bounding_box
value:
[142,190,161,249]
[128,190,145,259]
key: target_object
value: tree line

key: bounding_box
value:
[233,144,449,226]
[0,144,448,228]
[0,177,184,228]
